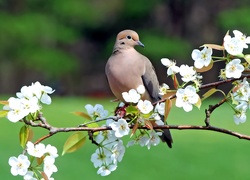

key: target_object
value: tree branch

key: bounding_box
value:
[25,75,250,144]
[26,119,250,144]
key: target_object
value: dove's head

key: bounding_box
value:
[115,30,144,49]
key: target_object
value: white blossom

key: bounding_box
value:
[21,97,40,115]
[225,59,244,78]
[159,83,170,95]
[45,144,58,158]
[179,65,197,82]
[8,154,30,176]
[32,82,54,105]
[233,78,250,102]
[16,81,54,105]
[5,97,26,122]
[110,118,130,138]
[146,131,162,149]
[111,141,125,164]
[91,148,112,168]
[122,89,141,103]
[155,119,164,125]
[223,30,250,56]
[224,35,243,55]
[176,85,199,112]
[138,134,150,147]
[191,46,213,69]
[235,101,248,112]
[24,171,37,180]
[233,30,250,48]
[150,113,161,121]
[127,134,150,148]
[85,104,108,120]
[26,141,46,158]
[155,102,165,116]
[161,58,180,75]
[136,85,146,94]
[137,100,153,114]
[97,164,117,176]
[43,156,58,178]
[234,110,247,125]
[95,130,117,145]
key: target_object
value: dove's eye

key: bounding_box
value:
[126,35,132,39]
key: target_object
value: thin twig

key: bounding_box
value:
[78,116,119,127]
[204,98,228,126]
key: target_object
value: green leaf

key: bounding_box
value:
[230,92,238,105]
[194,96,202,109]
[0,110,8,118]
[62,132,87,155]
[87,122,99,128]
[244,54,250,64]
[202,88,217,101]
[202,88,226,101]
[19,125,30,148]
[126,105,139,115]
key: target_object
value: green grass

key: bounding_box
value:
[1,96,250,179]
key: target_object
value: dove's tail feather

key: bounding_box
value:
[158,115,173,148]
[160,128,173,148]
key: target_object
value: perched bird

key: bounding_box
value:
[105,30,173,148]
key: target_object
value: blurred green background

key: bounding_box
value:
[0,0,250,95]
[1,0,250,179]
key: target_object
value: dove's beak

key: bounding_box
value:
[137,41,144,48]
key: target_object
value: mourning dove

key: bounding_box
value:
[105,29,173,148]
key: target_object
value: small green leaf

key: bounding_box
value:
[126,105,139,115]
[202,88,217,101]
[87,122,99,136]
[62,132,87,155]
[0,110,8,118]
[194,96,202,109]
[19,125,30,148]
[244,54,250,64]
[202,88,226,101]
[72,111,92,120]
[87,122,99,128]
[231,92,238,105]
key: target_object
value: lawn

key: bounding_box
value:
[1,96,250,180]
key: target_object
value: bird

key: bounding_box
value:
[105,29,173,148]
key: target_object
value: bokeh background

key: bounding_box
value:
[1,0,250,96]
[1,1,250,180]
